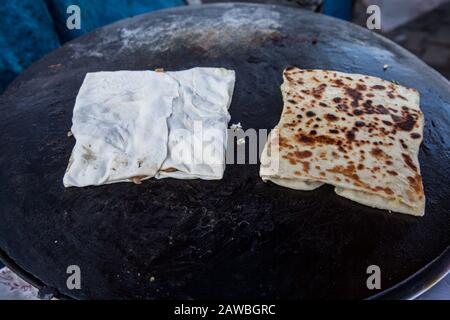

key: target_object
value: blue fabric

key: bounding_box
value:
[0,0,60,93]
[0,0,185,93]
[322,0,354,21]
[0,35,22,94]
[45,0,185,42]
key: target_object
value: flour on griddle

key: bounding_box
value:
[260,67,425,216]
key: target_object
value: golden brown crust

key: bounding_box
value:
[261,67,425,215]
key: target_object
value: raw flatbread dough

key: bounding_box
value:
[64,68,235,187]
[157,68,235,180]
[260,67,425,216]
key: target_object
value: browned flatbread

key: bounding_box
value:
[260,67,425,216]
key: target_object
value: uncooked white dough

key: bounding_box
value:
[157,68,235,180]
[63,68,235,188]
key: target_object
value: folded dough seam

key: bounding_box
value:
[63,67,235,188]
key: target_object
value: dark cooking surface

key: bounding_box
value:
[0,4,449,299]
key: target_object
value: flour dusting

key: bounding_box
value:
[67,5,284,59]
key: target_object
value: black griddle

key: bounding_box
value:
[0,3,449,300]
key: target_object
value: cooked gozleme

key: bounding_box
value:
[260,67,425,216]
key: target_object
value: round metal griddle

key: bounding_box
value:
[0,3,449,300]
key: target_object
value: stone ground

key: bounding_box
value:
[353,0,450,79]
[203,0,450,79]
